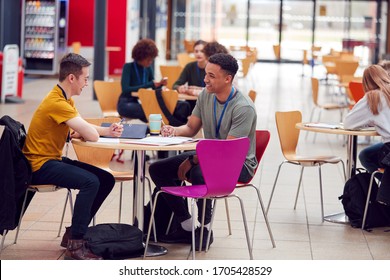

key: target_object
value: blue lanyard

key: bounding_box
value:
[133,63,146,85]
[214,86,235,139]
[196,64,205,87]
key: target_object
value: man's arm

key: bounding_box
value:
[161,114,202,137]
[66,117,123,141]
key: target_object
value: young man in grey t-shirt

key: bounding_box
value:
[149,53,257,250]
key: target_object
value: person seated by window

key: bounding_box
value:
[22,53,124,260]
[117,38,190,124]
[344,64,390,206]
[173,40,207,111]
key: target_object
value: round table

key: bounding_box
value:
[72,138,197,256]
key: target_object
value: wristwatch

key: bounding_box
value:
[188,155,197,167]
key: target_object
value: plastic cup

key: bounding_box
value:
[149,114,162,135]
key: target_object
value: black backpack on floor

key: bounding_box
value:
[338,169,390,230]
[84,223,144,259]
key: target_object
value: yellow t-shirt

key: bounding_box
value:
[23,85,79,172]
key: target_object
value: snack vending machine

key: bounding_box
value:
[21,0,68,75]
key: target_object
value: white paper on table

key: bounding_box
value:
[96,137,120,143]
[304,122,342,129]
[122,136,199,146]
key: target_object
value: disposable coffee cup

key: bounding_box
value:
[149,114,162,135]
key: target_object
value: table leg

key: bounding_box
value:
[132,150,167,257]
[324,135,357,224]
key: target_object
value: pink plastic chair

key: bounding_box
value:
[144,137,251,259]
[225,130,275,248]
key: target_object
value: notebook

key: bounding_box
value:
[101,123,148,139]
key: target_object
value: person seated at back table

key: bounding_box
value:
[148,53,257,250]
[117,38,190,124]
[344,64,390,206]
[173,39,207,111]
[22,53,124,260]
[358,60,390,175]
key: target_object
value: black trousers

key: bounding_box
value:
[32,157,115,239]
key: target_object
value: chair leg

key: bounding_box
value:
[1,229,7,253]
[205,199,217,252]
[305,108,316,140]
[191,198,196,260]
[165,212,174,235]
[231,194,253,260]
[293,166,305,210]
[362,171,379,229]
[224,198,232,235]
[251,185,276,248]
[143,190,162,259]
[14,189,31,244]
[198,198,207,252]
[118,182,123,223]
[145,176,157,242]
[57,189,73,237]
[266,161,286,215]
[318,165,325,221]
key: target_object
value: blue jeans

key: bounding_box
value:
[32,157,115,239]
[359,142,383,173]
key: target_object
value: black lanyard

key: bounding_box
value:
[214,86,235,139]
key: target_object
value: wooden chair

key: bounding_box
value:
[267,111,346,221]
[72,117,134,223]
[93,80,122,118]
[335,60,359,82]
[71,41,81,54]
[137,89,178,125]
[159,65,182,90]
[183,40,196,53]
[309,77,350,123]
[248,90,256,103]
[240,57,252,78]
[10,185,73,249]
[177,52,196,68]
[273,44,281,60]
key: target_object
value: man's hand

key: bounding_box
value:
[161,125,176,137]
[178,159,192,181]
[108,122,123,137]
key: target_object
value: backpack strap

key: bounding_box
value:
[155,89,184,126]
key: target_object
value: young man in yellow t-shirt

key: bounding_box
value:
[23,53,123,260]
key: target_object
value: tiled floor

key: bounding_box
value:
[1,62,390,260]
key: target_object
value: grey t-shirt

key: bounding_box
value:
[192,87,258,176]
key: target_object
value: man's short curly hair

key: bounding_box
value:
[208,53,238,79]
[59,53,91,82]
[203,42,228,59]
[132,38,158,61]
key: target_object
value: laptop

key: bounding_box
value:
[101,123,148,139]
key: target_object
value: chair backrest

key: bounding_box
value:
[137,89,178,124]
[335,60,359,78]
[93,80,122,117]
[275,111,301,160]
[311,77,319,106]
[160,65,183,90]
[197,138,250,197]
[183,40,195,53]
[177,52,196,68]
[241,57,251,77]
[238,130,270,184]
[72,41,81,54]
[72,118,119,169]
[273,44,280,60]
[349,81,365,104]
[248,90,256,102]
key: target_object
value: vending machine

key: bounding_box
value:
[21,0,68,75]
